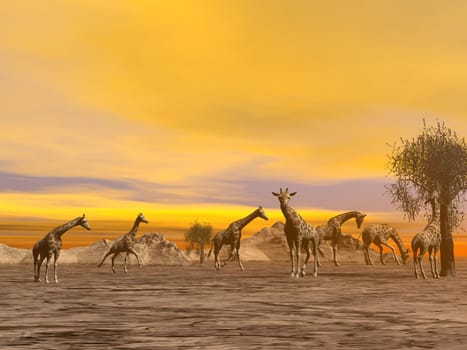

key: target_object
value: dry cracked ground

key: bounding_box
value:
[1,259,467,349]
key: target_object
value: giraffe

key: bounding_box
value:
[97,213,148,273]
[412,192,441,279]
[33,214,91,283]
[315,211,366,266]
[207,206,268,271]
[272,188,319,278]
[361,224,410,265]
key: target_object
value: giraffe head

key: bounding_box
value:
[425,190,439,205]
[355,212,366,228]
[79,214,91,231]
[401,248,411,264]
[137,212,149,224]
[256,206,269,221]
[272,188,296,206]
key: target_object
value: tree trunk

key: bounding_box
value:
[440,203,456,277]
[199,245,205,264]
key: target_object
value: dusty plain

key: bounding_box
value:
[1,259,467,350]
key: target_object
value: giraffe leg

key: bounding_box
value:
[34,258,38,282]
[362,244,368,265]
[53,253,60,283]
[295,239,301,278]
[375,243,384,264]
[433,246,440,279]
[36,255,46,282]
[236,250,244,271]
[367,246,374,265]
[382,242,400,265]
[417,247,428,279]
[367,247,374,265]
[123,252,129,273]
[213,242,222,271]
[332,229,342,266]
[287,239,295,277]
[316,245,324,267]
[221,245,235,267]
[428,246,436,279]
[111,253,119,273]
[290,247,296,277]
[331,240,340,266]
[33,254,40,282]
[312,238,318,277]
[363,245,371,265]
[301,240,310,277]
[33,247,39,282]
[362,245,368,264]
[214,250,221,271]
[44,255,52,283]
[413,250,420,279]
[412,245,419,279]
[98,250,113,268]
[128,248,142,269]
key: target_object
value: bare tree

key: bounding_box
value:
[185,221,213,264]
[386,120,467,277]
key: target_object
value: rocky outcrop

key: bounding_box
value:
[0,233,191,266]
[0,243,30,264]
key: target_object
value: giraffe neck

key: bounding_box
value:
[232,210,260,230]
[127,219,141,236]
[430,199,440,224]
[53,217,82,239]
[280,203,300,224]
[388,230,407,255]
[330,211,361,226]
[423,198,440,231]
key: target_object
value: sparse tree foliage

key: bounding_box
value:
[387,120,467,277]
[185,221,213,264]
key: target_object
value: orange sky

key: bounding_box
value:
[0,1,466,251]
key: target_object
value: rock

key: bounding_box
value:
[0,243,31,264]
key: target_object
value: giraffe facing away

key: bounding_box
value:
[412,192,441,279]
[97,213,148,273]
[33,214,91,283]
[207,206,268,271]
[316,211,366,266]
[272,188,319,278]
[361,224,410,265]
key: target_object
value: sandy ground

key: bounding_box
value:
[2,259,467,349]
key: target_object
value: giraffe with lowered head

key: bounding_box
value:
[361,224,410,265]
[207,206,268,271]
[272,188,319,278]
[98,213,148,273]
[412,191,441,279]
[33,214,91,283]
[315,211,366,266]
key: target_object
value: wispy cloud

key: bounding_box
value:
[0,170,395,212]
[0,172,133,193]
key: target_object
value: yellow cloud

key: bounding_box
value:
[1,1,466,237]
